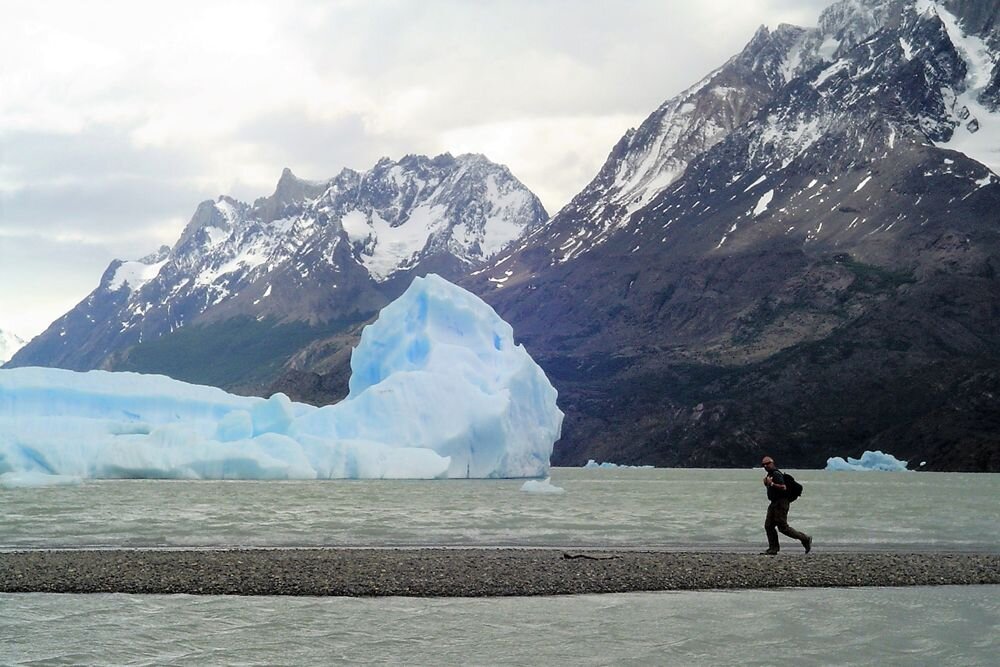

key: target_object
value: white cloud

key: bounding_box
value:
[0,0,830,338]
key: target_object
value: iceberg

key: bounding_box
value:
[825,450,909,472]
[520,477,565,494]
[0,275,563,481]
[583,459,654,469]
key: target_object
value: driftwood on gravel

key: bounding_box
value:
[2,549,998,598]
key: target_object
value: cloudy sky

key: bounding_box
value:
[1,0,831,339]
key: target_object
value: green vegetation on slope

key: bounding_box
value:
[115,317,359,391]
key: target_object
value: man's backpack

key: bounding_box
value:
[784,473,803,502]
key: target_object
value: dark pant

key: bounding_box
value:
[765,499,808,552]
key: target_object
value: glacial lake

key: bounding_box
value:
[2,467,997,550]
[2,467,998,665]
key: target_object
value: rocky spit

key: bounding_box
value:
[2,549,998,597]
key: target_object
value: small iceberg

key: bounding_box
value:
[520,478,565,494]
[583,459,654,469]
[825,450,909,472]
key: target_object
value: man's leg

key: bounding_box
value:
[763,502,780,553]
[772,499,811,551]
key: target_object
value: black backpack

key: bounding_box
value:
[784,473,803,502]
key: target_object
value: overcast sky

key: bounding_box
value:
[0,0,831,339]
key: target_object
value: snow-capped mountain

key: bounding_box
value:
[11,0,1000,471]
[485,0,998,283]
[0,328,25,366]
[469,0,1000,470]
[9,153,546,378]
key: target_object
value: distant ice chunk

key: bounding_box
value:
[0,275,563,481]
[825,450,909,472]
[583,459,654,469]
[520,478,565,494]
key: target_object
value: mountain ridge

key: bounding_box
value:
[8,153,547,385]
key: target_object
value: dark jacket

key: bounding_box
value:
[766,469,786,502]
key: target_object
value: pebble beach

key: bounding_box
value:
[2,549,998,597]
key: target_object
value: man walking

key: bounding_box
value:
[761,456,812,555]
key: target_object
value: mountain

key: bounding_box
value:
[0,329,25,366]
[13,0,1000,471]
[468,0,1000,471]
[8,153,547,390]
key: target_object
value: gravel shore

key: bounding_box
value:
[2,549,998,597]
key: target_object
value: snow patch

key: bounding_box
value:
[743,175,767,192]
[109,259,168,292]
[753,190,775,217]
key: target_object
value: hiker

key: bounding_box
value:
[760,456,812,555]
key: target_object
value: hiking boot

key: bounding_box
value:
[803,536,812,554]
[759,550,778,555]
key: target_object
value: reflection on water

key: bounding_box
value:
[2,468,998,550]
[2,586,997,666]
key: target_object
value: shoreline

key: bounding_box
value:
[3,548,998,597]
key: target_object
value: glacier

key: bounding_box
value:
[825,450,909,472]
[0,275,563,482]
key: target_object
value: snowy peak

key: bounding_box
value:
[255,168,332,225]
[521,21,815,259]
[173,198,245,263]
[341,153,546,279]
[0,329,26,365]
[480,0,1000,290]
[798,0,1000,173]
[104,245,171,293]
[816,0,896,50]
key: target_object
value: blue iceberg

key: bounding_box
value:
[0,275,563,481]
[825,450,909,472]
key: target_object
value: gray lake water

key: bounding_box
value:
[2,587,998,666]
[2,467,998,550]
[2,468,998,665]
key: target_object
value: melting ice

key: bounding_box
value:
[825,450,909,472]
[0,275,563,482]
[583,459,654,469]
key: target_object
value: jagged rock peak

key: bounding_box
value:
[139,246,171,265]
[818,0,899,42]
[174,199,234,253]
[254,167,332,224]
